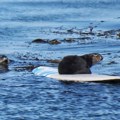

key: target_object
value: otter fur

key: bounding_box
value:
[0,55,9,73]
[58,53,103,74]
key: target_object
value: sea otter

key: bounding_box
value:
[0,55,9,73]
[58,53,103,74]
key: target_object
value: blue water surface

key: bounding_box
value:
[0,0,120,120]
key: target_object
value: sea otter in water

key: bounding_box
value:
[0,55,9,73]
[58,53,103,74]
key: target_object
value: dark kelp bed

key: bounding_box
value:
[0,0,120,120]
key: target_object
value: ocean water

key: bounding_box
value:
[0,0,120,120]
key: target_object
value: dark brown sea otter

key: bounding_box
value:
[58,53,103,74]
[0,55,9,73]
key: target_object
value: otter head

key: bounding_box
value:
[90,53,103,65]
[81,53,103,67]
[0,55,9,65]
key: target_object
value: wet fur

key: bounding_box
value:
[0,55,9,73]
[58,53,103,74]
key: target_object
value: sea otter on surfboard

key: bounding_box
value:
[32,53,120,82]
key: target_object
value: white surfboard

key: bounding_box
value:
[32,66,120,82]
